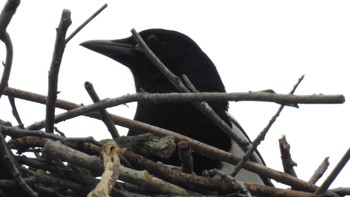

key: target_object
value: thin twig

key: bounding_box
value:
[45,9,72,133]
[0,32,12,98]
[315,147,350,195]
[0,129,38,197]
[84,81,120,138]
[65,3,107,44]
[8,95,24,128]
[231,75,304,179]
[1,125,102,147]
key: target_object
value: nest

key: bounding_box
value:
[0,1,348,197]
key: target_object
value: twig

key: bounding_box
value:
[8,95,24,128]
[0,129,38,197]
[23,168,93,195]
[17,156,99,187]
[4,87,345,108]
[1,125,102,146]
[42,139,195,195]
[0,32,13,98]
[45,9,71,133]
[231,75,304,179]
[279,135,297,177]
[22,91,344,130]
[309,157,329,184]
[0,0,19,96]
[315,147,350,195]
[85,81,120,138]
[65,3,107,44]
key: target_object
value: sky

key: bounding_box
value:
[0,0,349,189]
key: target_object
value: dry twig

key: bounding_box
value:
[45,9,71,133]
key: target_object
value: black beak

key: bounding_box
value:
[80,39,135,59]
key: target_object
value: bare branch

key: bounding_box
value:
[0,0,20,97]
[231,75,304,178]
[309,157,329,184]
[0,0,20,36]
[315,147,350,195]
[8,93,24,128]
[20,91,344,130]
[0,129,38,196]
[279,135,297,177]
[65,3,107,44]
[45,9,71,133]
[85,81,120,138]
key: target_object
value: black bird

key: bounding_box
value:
[81,29,270,185]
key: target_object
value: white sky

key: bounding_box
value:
[1,0,349,188]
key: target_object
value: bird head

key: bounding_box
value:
[81,29,226,93]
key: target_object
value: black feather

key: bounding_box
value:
[81,29,271,185]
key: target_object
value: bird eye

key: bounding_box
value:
[147,35,159,46]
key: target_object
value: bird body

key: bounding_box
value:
[81,29,270,185]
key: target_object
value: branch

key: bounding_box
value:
[231,75,303,179]
[1,125,102,147]
[65,3,107,44]
[309,157,329,184]
[279,135,297,177]
[0,0,20,97]
[8,95,24,128]
[315,147,350,195]
[0,0,20,36]
[4,87,345,107]
[0,32,13,98]
[45,9,71,133]
[0,129,38,196]
[85,81,120,138]
[20,91,344,130]
[42,139,195,195]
